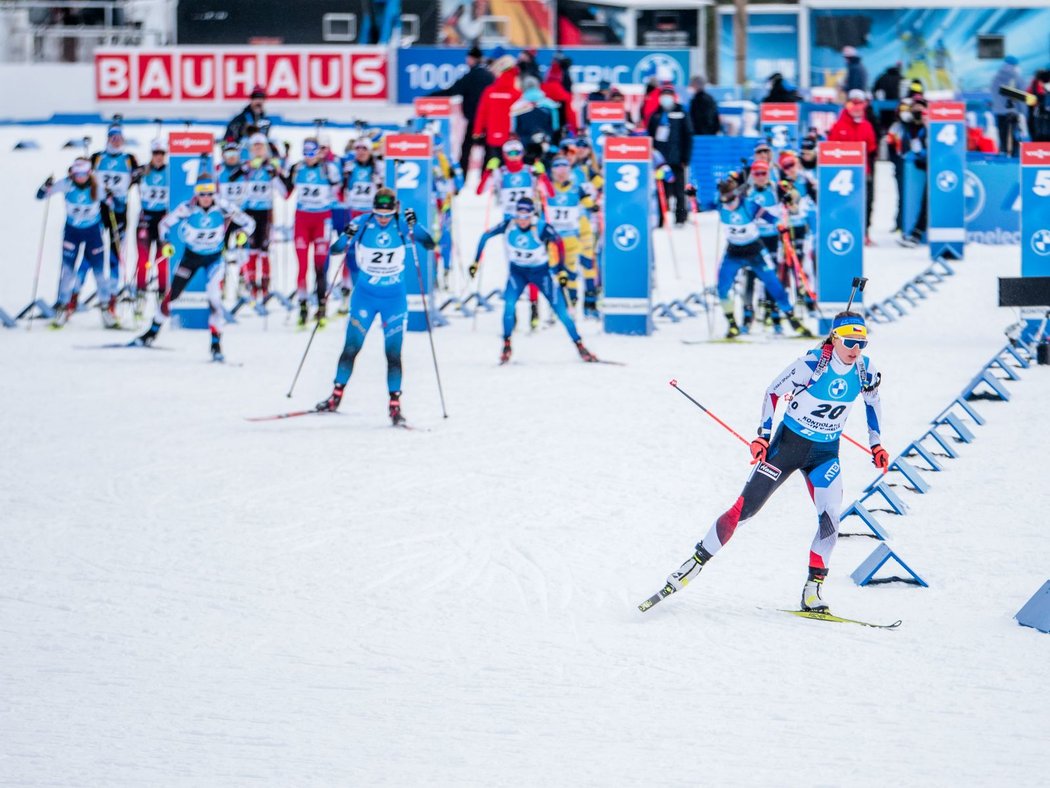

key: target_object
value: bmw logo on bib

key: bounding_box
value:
[375,231,392,248]
[829,378,848,399]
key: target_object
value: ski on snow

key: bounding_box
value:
[637,587,901,628]
[777,610,902,629]
[245,410,427,430]
[638,583,676,612]
[74,340,174,351]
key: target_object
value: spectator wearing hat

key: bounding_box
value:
[689,76,721,136]
[224,85,270,145]
[990,55,1024,156]
[842,46,868,95]
[473,55,522,164]
[640,67,677,126]
[542,55,577,144]
[896,98,930,246]
[646,86,693,225]
[829,95,877,242]
[430,46,495,174]
[762,73,802,104]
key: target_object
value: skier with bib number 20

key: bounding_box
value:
[652,312,888,613]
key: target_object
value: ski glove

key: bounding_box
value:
[556,270,570,288]
[469,261,479,279]
[404,208,417,227]
[684,184,697,198]
[160,243,175,259]
[342,223,358,239]
[233,230,248,247]
[871,444,889,472]
[750,437,769,465]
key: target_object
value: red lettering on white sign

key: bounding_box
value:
[137,53,173,101]
[181,53,216,100]
[307,53,344,99]
[97,53,131,100]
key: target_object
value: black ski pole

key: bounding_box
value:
[285,246,346,398]
[845,276,868,312]
[406,223,449,419]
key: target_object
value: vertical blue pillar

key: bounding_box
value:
[927,101,966,261]
[816,140,866,334]
[602,136,653,335]
[1019,142,1050,344]
[759,103,799,155]
[167,131,215,329]
[384,133,436,332]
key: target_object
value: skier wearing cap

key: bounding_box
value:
[548,156,598,310]
[289,138,341,326]
[742,158,783,333]
[217,141,250,274]
[134,172,255,361]
[336,137,382,311]
[657,312,888,614]
[776,149,818,310]
[36,158,117,328]
[690,172,813,339]
[314,188,435,427]
[132,140,172,315]
[239,133,290,304]
[81,124,139,311]
[471,196,598,364]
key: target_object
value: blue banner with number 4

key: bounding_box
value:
[816,140,865,334]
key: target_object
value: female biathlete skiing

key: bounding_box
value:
[642,312,890,614]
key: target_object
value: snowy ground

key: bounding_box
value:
[2,125,1048,786]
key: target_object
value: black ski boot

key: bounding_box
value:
[389,391,406,426]
[298,299,309,327]
[575,340,597,362]
[500,338,512,365]
[135,320,161,347]
[210,329,224,362]
[786,311,815,338]
[725,317,742,339]
[316,383,344,412]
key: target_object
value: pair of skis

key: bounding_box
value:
[245,409,425,430]
[637,584,901,629]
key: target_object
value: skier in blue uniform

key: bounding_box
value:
[134,172,255,360]
[656,313,889,613]
[83,123,139,308]
[315,188,435,426]
[472,196,598,364]
[36,157,117,328]
[695,173,814,339]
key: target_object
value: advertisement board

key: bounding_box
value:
[95,47,389,105]
[397,47,689,104]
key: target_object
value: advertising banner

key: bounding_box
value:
[927,101,966,261]
[383,134,436,332]
[167,131,215,330]
[397,47,689,104]
[1020,143,1050,278]
[816,140,865,333]
[809,7,1050,93]
[602,136,653,335]
[717,9,799,85]
[95,47,389,105]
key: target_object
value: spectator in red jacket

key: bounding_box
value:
[542,57,578,142]
[829,97,878,242]
[472,57,522,163]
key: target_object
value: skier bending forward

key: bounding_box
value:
[661,312,889,613]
